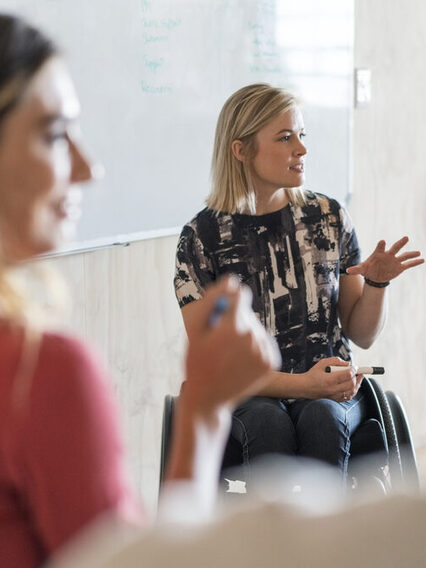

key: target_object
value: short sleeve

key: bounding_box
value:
[339,205,361,273]
[20,333,142,555]
[174,224,215,308]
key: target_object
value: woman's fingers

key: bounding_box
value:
[346,235,423,282]
[336,373,364,402]
[185,275,281,410]
[259,328,282,373]
[374,239,387,253]
[320,361,356,400]
[321,356,350,368]
[388,235,409,255]
[400,258,425,271]
[345,263,364,275]
[397,250,422,262]
[234,284,254,331]
[190,275,240,335]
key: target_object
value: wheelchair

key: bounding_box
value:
[159,377,420,494]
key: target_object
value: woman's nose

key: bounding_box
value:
[295,139,307,156]
[70,141,94,184]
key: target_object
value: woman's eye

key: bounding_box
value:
[44,131,69,148]
[279,132,306,143]
[45,132,66,142]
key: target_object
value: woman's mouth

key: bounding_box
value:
[58,187,83,221]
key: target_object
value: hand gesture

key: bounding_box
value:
[346,236,424,283]
[303,358,362,402]
[184,275,281,414]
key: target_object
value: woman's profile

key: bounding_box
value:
[0,17,279,567]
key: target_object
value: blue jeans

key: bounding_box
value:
[225,393,367,479]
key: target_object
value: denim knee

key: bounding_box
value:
[232,397,297,459]
[293,399,349,468]
[296,399,346,434]
[234,398,293,433]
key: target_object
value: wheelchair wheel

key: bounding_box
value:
[386,390,420,492]
[368,378,403,489]
[159,394,175,489]
[359,378,388,454]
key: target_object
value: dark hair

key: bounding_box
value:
[0,13,58,124]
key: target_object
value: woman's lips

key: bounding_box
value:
[55,187,83,221]
[289,163,304,172]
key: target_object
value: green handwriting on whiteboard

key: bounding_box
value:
[143,55,164,73]
[141,80,172,95]
[141,17,181,30]
[143,33,168,44]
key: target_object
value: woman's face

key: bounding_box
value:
[249,106,307,195]
[0,57,92,261]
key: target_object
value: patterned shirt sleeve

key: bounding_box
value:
[339,204,361,273]
[174,223,215,307]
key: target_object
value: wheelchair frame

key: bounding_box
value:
[159,378,420,493]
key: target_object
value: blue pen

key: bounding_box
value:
[209,295,230,327]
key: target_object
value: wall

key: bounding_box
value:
[45,0,426,513]
[351,0,426,444]
[45,237,184,514]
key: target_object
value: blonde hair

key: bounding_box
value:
[0,257,70,329]
[207,83,306,214]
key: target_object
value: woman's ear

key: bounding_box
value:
[231,139,245,162]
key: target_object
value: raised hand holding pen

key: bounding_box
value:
[165,275,280,492]
[184,274,281,412]
[209,295,230,328]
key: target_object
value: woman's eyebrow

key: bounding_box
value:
[38,114,73,128]
[275,128,305,136]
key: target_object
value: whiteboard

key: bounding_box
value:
[0,0,354,253]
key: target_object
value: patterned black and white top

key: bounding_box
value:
[174,191,361,374]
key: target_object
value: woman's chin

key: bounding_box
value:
[30,223,72,258]
[59,218,78,246]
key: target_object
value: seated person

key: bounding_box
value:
[174,83,424,483]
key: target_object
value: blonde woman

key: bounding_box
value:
[174,83,424,481]
[0,18,280,567]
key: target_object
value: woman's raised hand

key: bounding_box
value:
[164,277,279,491]
[346,236,424,283]
[184,275,281,415]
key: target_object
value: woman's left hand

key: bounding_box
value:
[346,236,424,283]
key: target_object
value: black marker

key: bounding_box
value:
[325,365,384,375]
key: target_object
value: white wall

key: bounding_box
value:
[45,237,185,514]
[351,0,426,444]
[45,0,426,513]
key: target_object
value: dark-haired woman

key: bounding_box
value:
[0,16,279,567]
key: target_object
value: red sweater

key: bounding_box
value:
[0,327,141,567]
